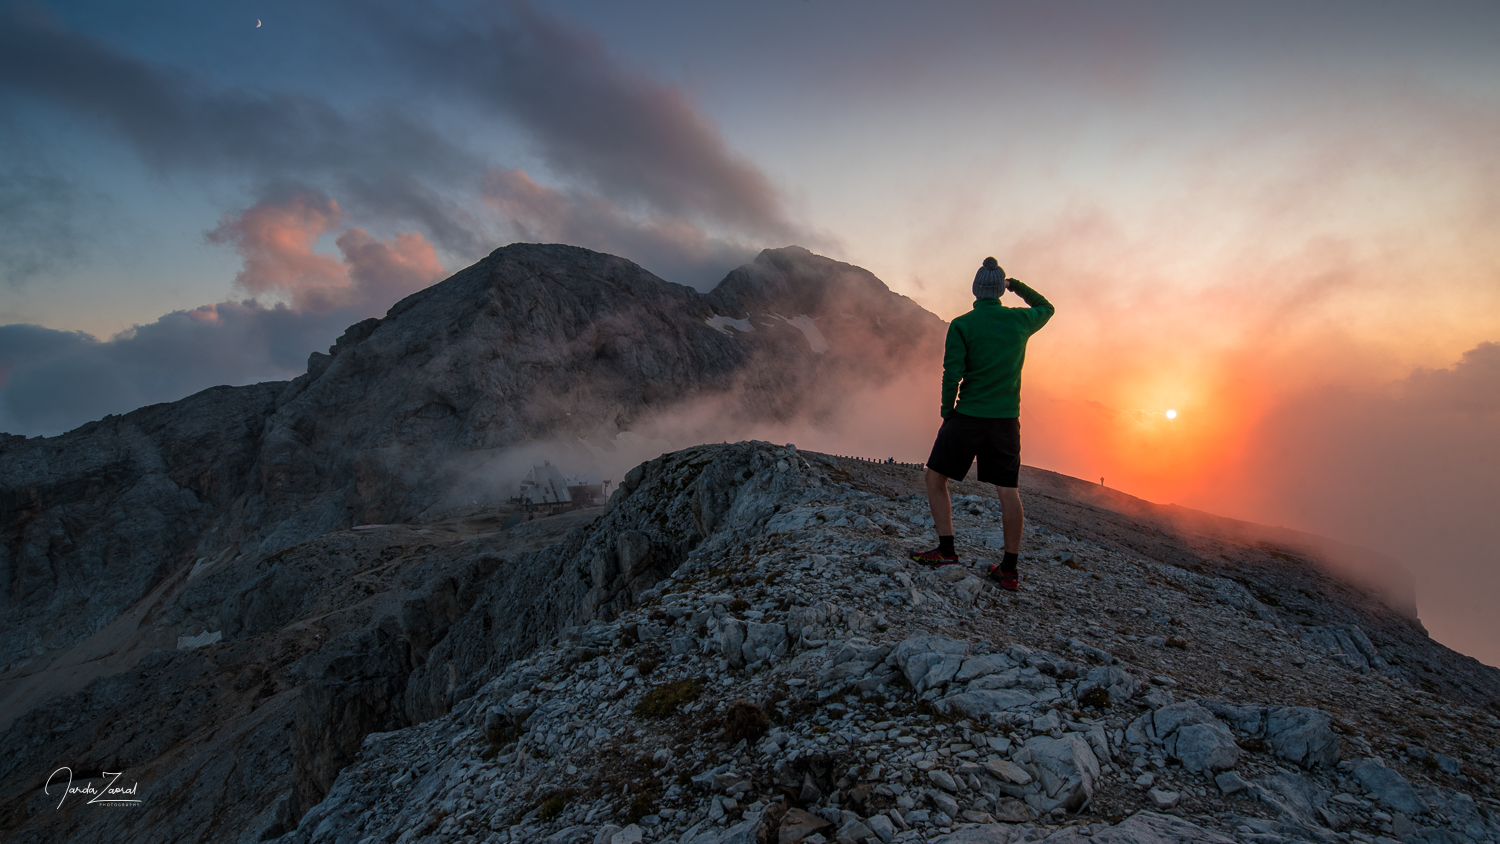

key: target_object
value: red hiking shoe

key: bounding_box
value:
[910,547,959,566]
[987,565,1019,591]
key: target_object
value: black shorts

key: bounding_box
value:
[926,412,1021,487]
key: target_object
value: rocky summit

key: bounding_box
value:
[1,245,1498,844]
[3,440,1498,844]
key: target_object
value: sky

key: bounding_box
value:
[1,0,1497,665]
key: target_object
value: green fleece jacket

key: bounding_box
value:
[941,280,1054,418]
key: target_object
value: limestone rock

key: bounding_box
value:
[1077,665,1141,703]
[1203,700,1340,769]
[1042,811,1237,843]
[939,689,1036,722]
[955,654,1014,683]
[1352,758,1429,816]
[779,807,833,843]
[983,758,1033,786]
[1147,788,1181,809]
[1024,734,1101,812]
[1151,702,1240,773]
[864,813,896,843]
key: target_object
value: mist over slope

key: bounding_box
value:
[0,243,943,669]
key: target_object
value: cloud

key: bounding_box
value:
[206,193,348,304]
[1,1,808,288]
[205,191,443,313]
[0,3,485,254]
[0,7,479,182]
[481,168,758,288]
[1230,341,1500,666]
[1401,341,1500,414]
[399,2,798,242]
[0,164,83,286]
[0,194,444,436]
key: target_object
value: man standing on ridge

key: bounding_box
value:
[911,257,1054,591]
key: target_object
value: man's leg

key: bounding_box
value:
[915,416,967,564]
[995,486,1024,555]
[985,485,1024,589]
[911,468,958,563]
[925,468,954,536]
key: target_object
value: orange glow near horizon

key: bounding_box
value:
[1013,350,1289,508]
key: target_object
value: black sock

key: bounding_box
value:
[1001,551,1019,574]
[938,535,955,556]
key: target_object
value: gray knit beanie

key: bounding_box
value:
[973,257,1006,299]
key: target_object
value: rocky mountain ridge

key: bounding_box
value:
[262,443,1500,844]
[3,441,1496,844]
[0,243,944,673]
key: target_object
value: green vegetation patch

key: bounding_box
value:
[538,795,566,821]
[723,699,770,744]
[624,792,655,824]
[1078,687,1110,710]
[634,679,703,719]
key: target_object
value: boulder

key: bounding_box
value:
[983,757,1033,786]
[929,770,960,792]
[888,633,969,689]
[779,807,834,844]
[939,689,1038,719]
[1352,758,1428,816]
[991,798,1034,822]
[956,654,1014,683]
[1024,734,1101,812]
[865,813,896,843]
[1077,666,1140,703]
[742,621,789,665]
[1203,700,1340,769]
[1264,706,1339,768]
[1214,771,1252,795]
[1150,701,1240,773]
[786,605,826,639]
[1150,701,1216,737]
[929,790,961,819]
[1163,721,1239,773]
[835,817,875,843]
[720,619,749,668]
[1148,788,1180,809]
[715,818,758,844]
[908,653,965,693]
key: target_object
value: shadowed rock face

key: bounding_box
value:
[0,382,283,668]
[0,244,946,672]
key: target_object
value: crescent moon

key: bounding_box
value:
[255,19,262,27]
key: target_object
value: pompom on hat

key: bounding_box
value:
[972,257,1007,299]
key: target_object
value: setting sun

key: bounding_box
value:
[1166,409,1177,419]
